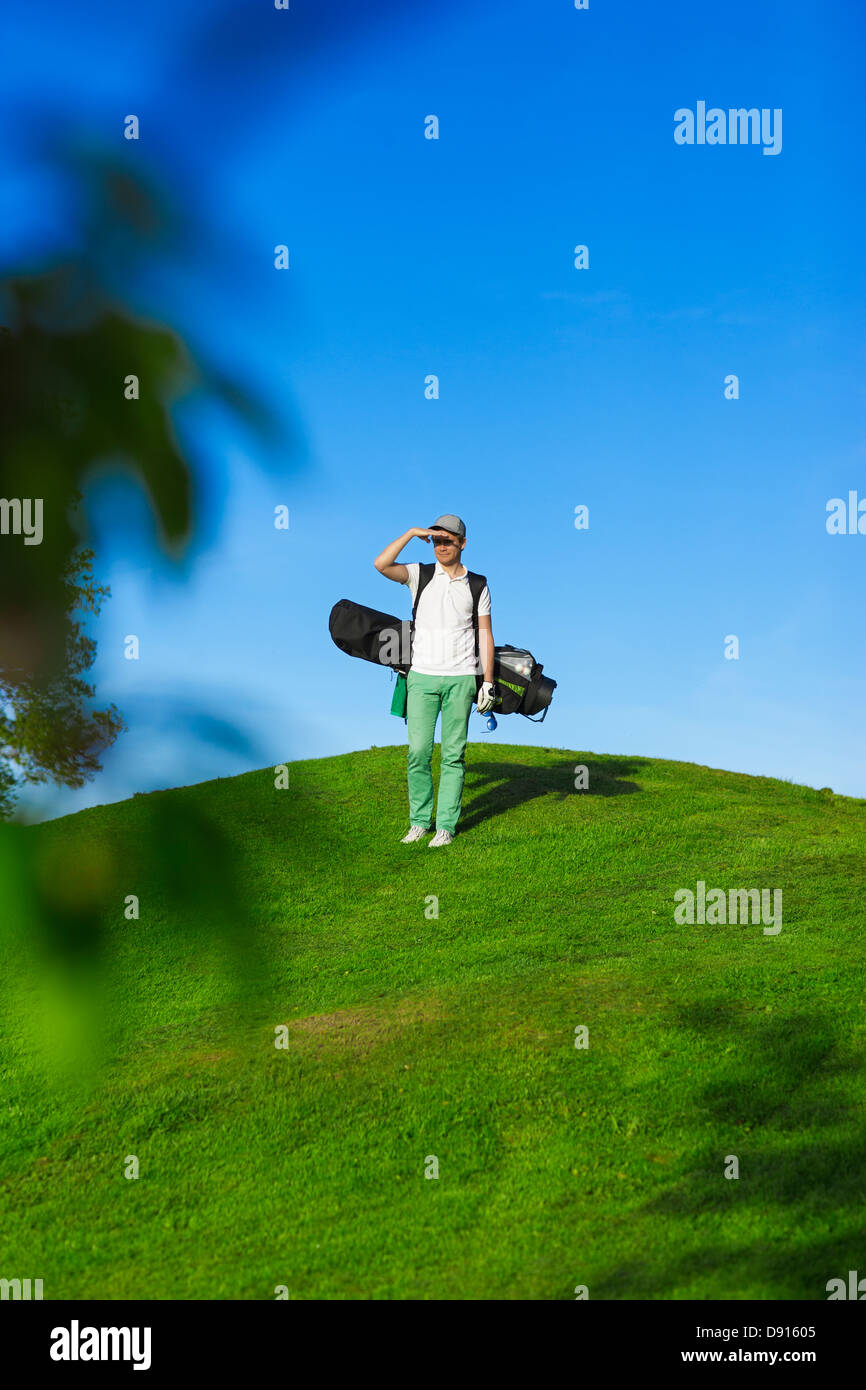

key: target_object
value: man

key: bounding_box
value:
[374,515,496,847]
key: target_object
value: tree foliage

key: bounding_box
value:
[0,545,125,818]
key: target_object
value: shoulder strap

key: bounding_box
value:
[411,563,436,623]
[467,571,487,671]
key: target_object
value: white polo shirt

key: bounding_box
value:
[403,561,491,676]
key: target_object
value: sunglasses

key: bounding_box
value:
[432,534,459,546]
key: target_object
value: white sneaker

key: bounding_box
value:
[429,829,454,848]
[401,825,432,843]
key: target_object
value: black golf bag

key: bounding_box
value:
[328,599,556,722]
[492,645,557,722]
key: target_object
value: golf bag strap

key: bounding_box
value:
[467,572,487,677]
[522,667,549,721]
[410,563,435,652]
[411,563,436,623]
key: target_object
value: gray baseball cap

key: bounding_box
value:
[428,513,466,539]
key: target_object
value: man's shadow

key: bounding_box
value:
[455,757,645,835]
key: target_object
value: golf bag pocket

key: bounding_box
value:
[494,646,556,721]
[390,671,408,718]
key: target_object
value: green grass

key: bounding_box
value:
[1,744,864,1299]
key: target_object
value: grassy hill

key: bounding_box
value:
[1,743,864,1300]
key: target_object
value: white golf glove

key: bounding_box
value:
[476,682,496,714]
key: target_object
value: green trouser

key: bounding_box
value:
[407,670,477,834]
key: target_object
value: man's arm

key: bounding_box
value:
[374,527,433,582]
[478,614,494,684]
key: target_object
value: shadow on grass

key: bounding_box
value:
[593,1003,865,1299]
[596,1226,864,1302]
[457,757,646,835]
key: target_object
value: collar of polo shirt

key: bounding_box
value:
[434,559,467,580]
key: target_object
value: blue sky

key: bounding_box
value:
[2,0,864,817]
